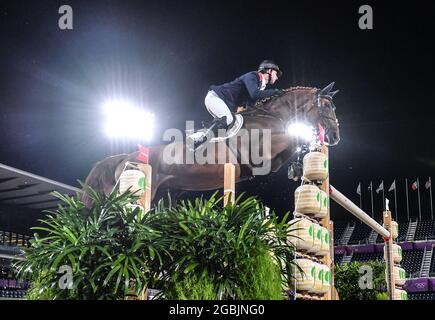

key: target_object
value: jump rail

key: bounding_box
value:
[329,185,390,238]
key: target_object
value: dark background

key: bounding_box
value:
[0,0,434,223]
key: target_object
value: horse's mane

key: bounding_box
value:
[253,86,318,108]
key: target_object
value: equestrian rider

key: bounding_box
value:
[192,60,283,144]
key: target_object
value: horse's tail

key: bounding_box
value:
[80,154,128,207]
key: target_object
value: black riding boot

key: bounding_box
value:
[209,116,229,137]
[190,116,235,151]
[190,116,228,151]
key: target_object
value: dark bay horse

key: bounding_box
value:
[81,83,340,206]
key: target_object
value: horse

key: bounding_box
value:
[81,83,341,207]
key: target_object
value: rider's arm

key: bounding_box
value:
[242,73,279,101]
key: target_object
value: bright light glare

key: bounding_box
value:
[287,122,315,142]
[103,100,155,141]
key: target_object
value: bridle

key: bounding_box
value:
[241,89,338,136]
[315,93,337,121]
[268,90,338,132]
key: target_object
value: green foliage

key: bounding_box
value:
[17,187,296,300]
[334,261,387,300]
[25,271,56,300]
[16,186,168,300]
[149,193,296,300]
[234,247,284,300]
[167,272,217,300]
[376,292,389,300]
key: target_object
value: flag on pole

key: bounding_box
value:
[368,181,374,218]
[425,179,431,189]
[376,181,384,194]
[427,177,433,220]
[388,180,396,192]
[412,178,422,220]
[356,182,361,195]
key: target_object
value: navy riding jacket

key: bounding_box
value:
[209,71,279,110]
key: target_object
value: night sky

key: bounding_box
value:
[1,0,434,222]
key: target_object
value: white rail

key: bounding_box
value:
[330,185,390,238]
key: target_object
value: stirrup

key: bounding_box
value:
[210,114,244,142]
[189,117,225,151]
[227,115,236,130]
[198,116,226,139]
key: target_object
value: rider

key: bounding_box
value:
[192,60,283,144]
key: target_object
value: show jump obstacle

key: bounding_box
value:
[330,186,406,300]
[119,161,234,210]
[118,162,153,213]
[289,143,407,300]
[117,161,153,300]
[223,163,236,206]
[116,146,407,300]
[289,144,334,300]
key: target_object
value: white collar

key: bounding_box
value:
[260,74,267,90]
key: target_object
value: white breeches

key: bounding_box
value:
[204,90,234,125]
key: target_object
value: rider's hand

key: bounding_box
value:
[236,106,247,113]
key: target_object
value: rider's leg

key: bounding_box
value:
[204,90,234,126]
[188,91,233,148]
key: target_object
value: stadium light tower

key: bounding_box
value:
[103,100,155,141]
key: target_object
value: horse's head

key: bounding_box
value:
[247,83,340,146]
[311,82,340,146]
[262,83,340,146]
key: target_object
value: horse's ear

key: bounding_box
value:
[328,90,339,98]
[319,82,335,96]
